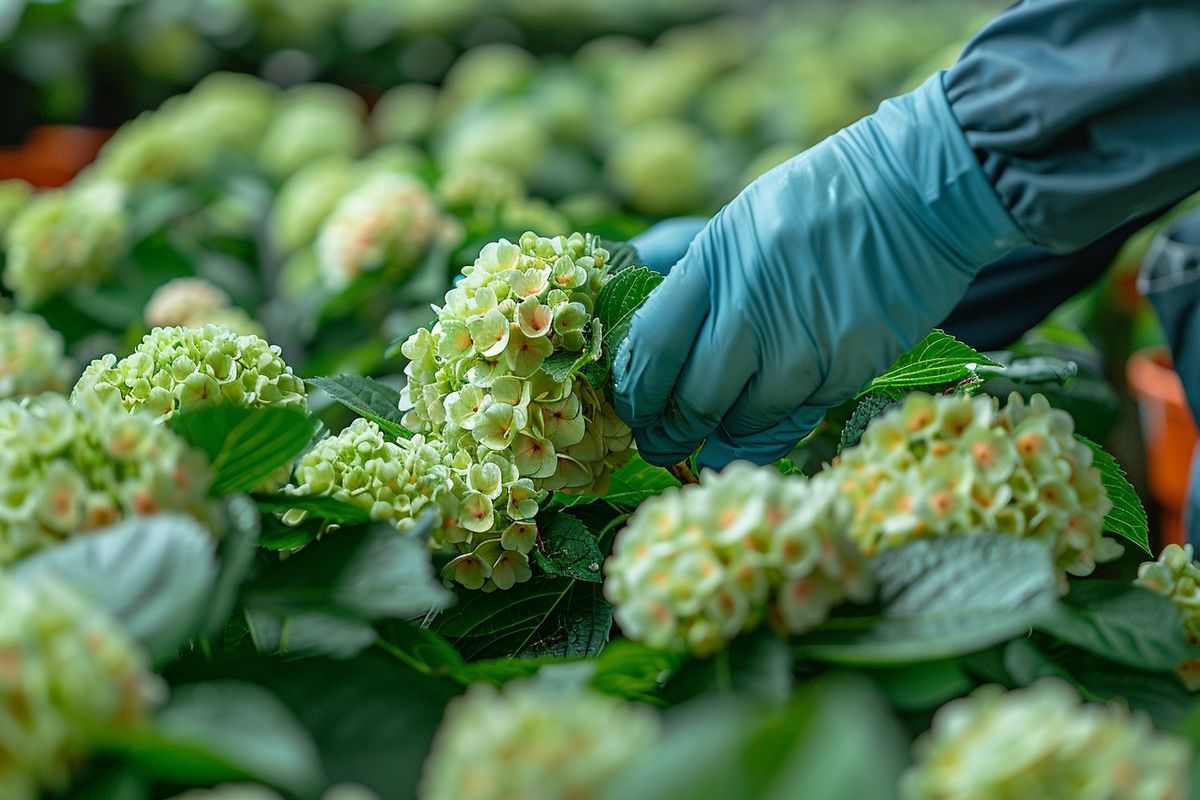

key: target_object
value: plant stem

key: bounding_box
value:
[668,460,699,485]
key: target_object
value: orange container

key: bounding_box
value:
[1127,348,1199,546]
[0,125,111,188]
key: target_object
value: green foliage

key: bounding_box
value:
[1076,435,1151,554]
[307,375,412,440]
[838,391,898,452]
[252,494,373,525]
[794,535,1058,666]
[169,405,316,495]
[12,514,217,664]
[552,453,680,509]
[534,512,604,582]
[585,265,665,386]
[860,329,1001,398]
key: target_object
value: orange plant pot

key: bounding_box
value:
[1126,348,1199,547]
[0,125,111,188]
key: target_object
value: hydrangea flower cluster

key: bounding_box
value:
[0,179,32,239]
[0,573,162,798]
[3,182,130,307]
[0,393,217,562]
[901,680,1189,800]
[269,157,357,256]
[393,232,632,588]
[1136,543,1200,689]
[0,311,73,399]
[256,84,366,180]
[436,163,525,219]
[605,462,872,656]
[315,172,454,292]
[831,392,1117,575]
[144,278,263,336]
[419,681,660,800]
[73,324,306,422]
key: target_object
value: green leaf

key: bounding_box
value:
[979,355,1079,384]
[433,577,612,659]
[603,239,642,273]
[794,535,1058,666]
[111,681,324,796]
[1035,581,1197,671]
[600,676,906,800]
[244,520,452,659]
[534,513,604,582]
[204,496,261,638]
[1075,435,1150,554]
[169,405,316,495]
[552,453,680,509]
[867,659,975,712]
[539,322,604,384]
[590,639,684,703]
[661,630,793,706]
[253,493,372,525]
[12,514,216,664]
[860,329,1002,398]
[587,266,665,386]
[307,375,413,440]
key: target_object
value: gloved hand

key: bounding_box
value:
[613,75,1028,469]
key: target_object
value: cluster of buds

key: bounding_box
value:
[0,393,217,562]
[144,278,263,336]
[1136,543,1200,689]
[3,182,130,308]
[73,324,306,422]
[419,681,660,800]
[902,680,1189,800]
[393,232,632,588]
[0,311,74,399]
[831,392,1117,576]
[0,573,162,798]
[605,462,872,656]
[315,172,455,292]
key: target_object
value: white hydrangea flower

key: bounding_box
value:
[902,680,1189,800]
[419,681,660,800]
[0,572,162,799]
[0,393,218,562]
[833,392,1117,576]
[315,172,451,292]
[0,311,73,399]
[605,462,872,656]
[1136,543,1200,689]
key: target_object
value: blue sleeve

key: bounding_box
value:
[944,0,1200,254]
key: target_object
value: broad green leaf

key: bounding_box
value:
[859,329,1001,398]
[590,639,684,703]
[253,493,372,525]
[204,496,261,638]
[794,535,1057,665]
[1035,581,1196,671]
[866,659,975,712]
[307,375,412,439]
[433,577,612,659]
[258,515,323,552]
[13,514,216,664]
[169,405,316,495]
[244,520,452,659]
[1076,435,1150,554]
[111,681,324,796]
[553,453,680,509]
[586,266,665,386]
[661,630,793,706]
[534,513,604,582]
[600,677,906,800]
[539,322,604,384]
[603,239,641,273]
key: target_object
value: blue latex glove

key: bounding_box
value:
[613,75,1028,469]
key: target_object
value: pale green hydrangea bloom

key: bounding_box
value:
[1136,543,1200,689]
[902,680,1189,800]
[371,83,440,145]
[833,392,1117,575]
[315,172,453,292]
[605,121,713,216]
[437,103,549,182]
[73,324,306,422]
[398,232,633,589]
[0,573,162,799]
[419,681,659,800]
[436,162,525,219]
[0,311,73,399]
[605,461,872,656]
[257,85,367,180]
[269,157,357,255]
[0,179,32,239]
[3,182,130,307]
[0,393,217,562]
[143,278,263,337]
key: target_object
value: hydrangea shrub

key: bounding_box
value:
[902,680,1189,800]
[419,681,659,800]
[0,573,162,797]
[604,462,872,656]
[0,394,217,562]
